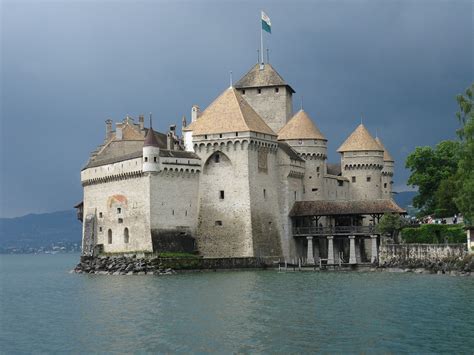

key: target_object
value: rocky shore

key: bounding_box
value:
[379,254,474,276]
[73,256,176,275]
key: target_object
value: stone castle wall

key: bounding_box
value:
[379,244,467,267]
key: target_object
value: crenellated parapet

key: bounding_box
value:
[82,170,143,186]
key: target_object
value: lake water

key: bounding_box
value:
[1,254,473,353]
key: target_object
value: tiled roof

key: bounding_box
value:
[290,199,406,216]
[278,142,305,162]
[144,126,160,147]
[234,63,295,93]
[278,110,326,140]
[192,87,276,136]
[337,124,383,152]
[375,137,395,162]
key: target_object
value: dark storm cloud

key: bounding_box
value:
[1,0,472,217]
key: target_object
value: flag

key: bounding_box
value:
[261,11,271,33]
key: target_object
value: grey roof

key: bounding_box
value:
[83,149,200,170]
[278,142,305,162]
[144,127,160,147]
[234,63,295,93]
[290,199,406,217]
[326,163,341,176]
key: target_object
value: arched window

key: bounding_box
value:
[124,228,129,244]
[108,229,112,244]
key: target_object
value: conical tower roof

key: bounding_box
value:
[234,63,295,93]
[277,110,326,141]
[143,125,160,147]
[375,137,395,162]
[192,87,276,136]
[337,124,383,152]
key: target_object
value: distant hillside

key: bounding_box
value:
[393,191,417,210]
[0,210,82,250]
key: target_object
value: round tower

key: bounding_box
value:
[337,124,384,200]
[143,123,161,173]
[375,137,395,199]
[278,109,327,200]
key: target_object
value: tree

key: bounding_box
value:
[454,84,474,225]
[376,213,404,241]
[405,141,460,215]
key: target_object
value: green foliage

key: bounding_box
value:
[401,224,466,244]
[376,213,404,237]
[405,141,460,215]
[454,84,474,225]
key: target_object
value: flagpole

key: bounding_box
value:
[260,15,264,65]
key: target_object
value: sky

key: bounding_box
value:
[1,0,472,218]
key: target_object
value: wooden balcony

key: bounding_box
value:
[293,225,377,237]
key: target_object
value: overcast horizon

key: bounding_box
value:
[1,0,473,218]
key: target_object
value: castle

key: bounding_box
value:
[76,61,404,264]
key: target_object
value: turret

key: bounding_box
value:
[235,63,294,133]
[278,109,327,200]
[375,137,395,199]
[337,124,384,200]
[142,121,161,173]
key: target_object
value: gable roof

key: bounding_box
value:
[375,137,395,162]
[234,63,295,93]
[337,124,383,152]
[191,87,276,136]
[278,110,326,141]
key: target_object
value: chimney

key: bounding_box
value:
[105,119,113,139]
[139,115,144,130]
[167,133,174,150]
[116,123,123,140]
[191,105,200,122]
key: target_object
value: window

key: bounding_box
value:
[384,183,387,188]
[242,89,245,95]
[352,176,356,183]
[367,176,371,182]
[117,208,121,214]
[215,220,223,226]
[154,157,157,163]
[275,87,279,93]
[108,229,112,244]
[316,167,320,172]
[99,227,103,232]
[214,154,220,163]
[294,191,297,200]
[235,132,239,137]
[298,139,303,145]
[172,210,175,215]
[257,88,262,94]
[219,190,225,199]
[99,212,103,218]
[205,135,208,139]
[312,188,318,192]
[144,157,148,162]
[219,134,223,138]
[263,189,266,198]
[118,218,123,224]
[124,228,129,243]
[338,180,344,187]
[185,210,188,216]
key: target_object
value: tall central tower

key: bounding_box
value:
[234,63,294,134]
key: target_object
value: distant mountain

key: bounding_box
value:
[393,191,417,210]
[0,210,82,251]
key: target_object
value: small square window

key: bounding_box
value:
[214,154,220,163]
[154,157,157,162]
[205,135,208,139]
[242,89,245,95]
[316,167,320,172]
[367,176,371,182]
[338,180,344,187]
[144,157,148,162]
[298,139,303,145]
[235,132,239,137]
[99,212,103,218]
[352,176,356,183]
[275,87,279,93]
[99,227,103,232]
[215,220,223,226]
[117,208,121,214]
[219,134,222,138]
[257,88,262,94]
[384,183,387,188]
[118,218,123,224]
[312,188,318,192]
[219,190,225,199]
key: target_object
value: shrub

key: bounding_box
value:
[401,224,466,244]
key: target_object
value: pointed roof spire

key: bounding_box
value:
[191,87,275,136]
[144,113,160,147]
[234,63,295,93]
[337,124,383,152]
[278,109,326,141]
[375,137,395,162]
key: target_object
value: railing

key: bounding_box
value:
[293,225,377,236]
